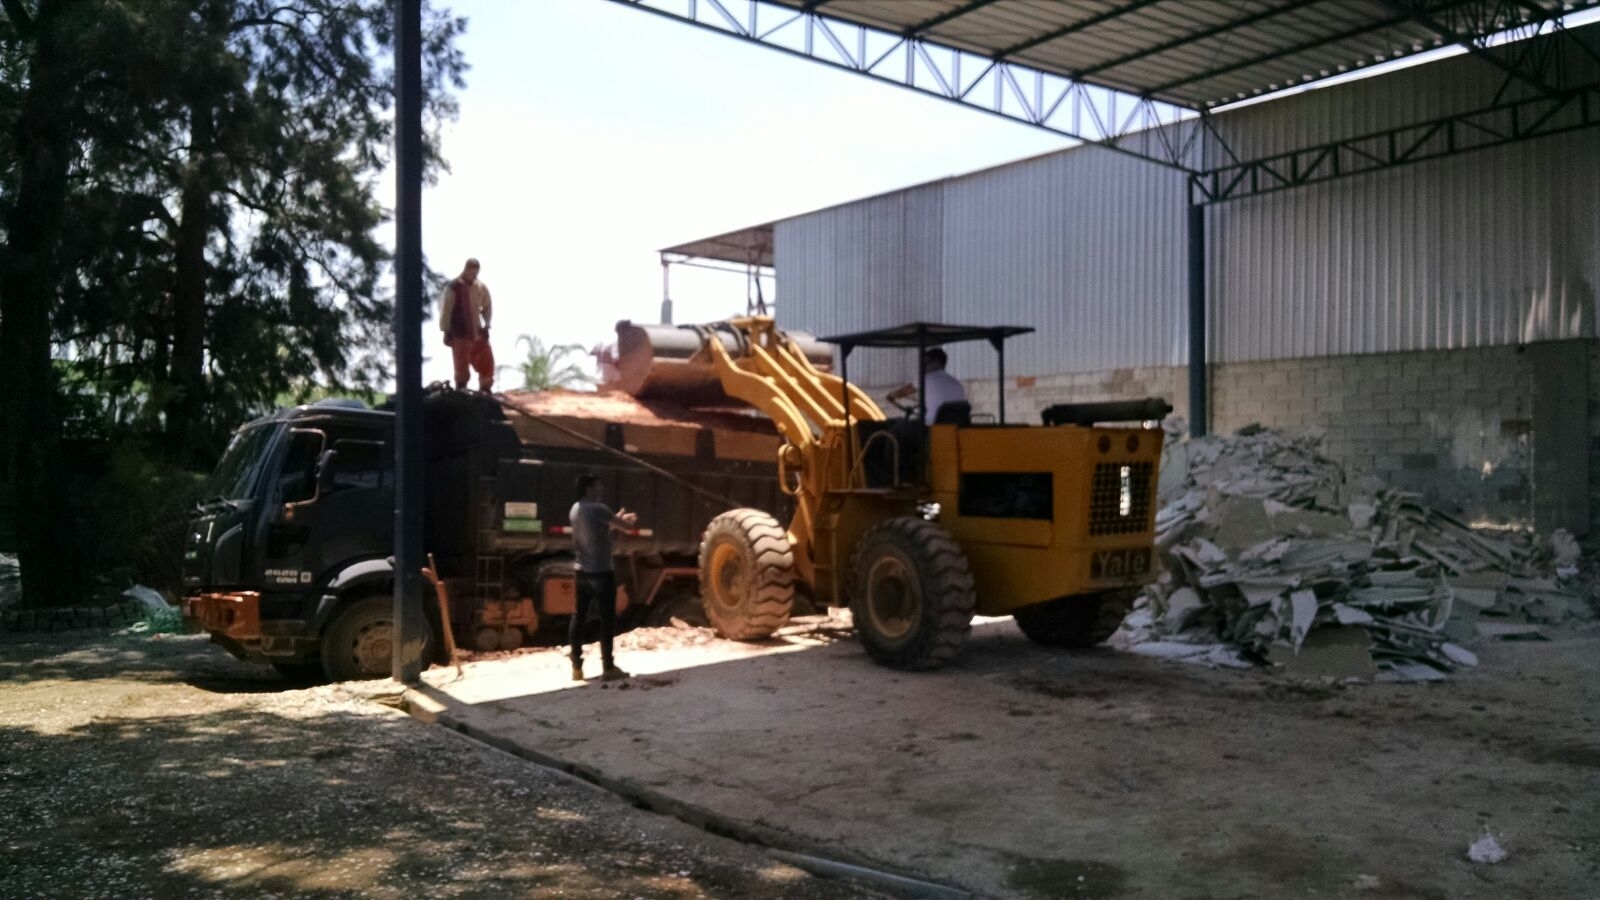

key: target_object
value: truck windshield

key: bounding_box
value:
[206,424,276,501]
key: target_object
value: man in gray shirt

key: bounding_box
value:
[569,473,639,682]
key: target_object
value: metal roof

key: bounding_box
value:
[659,224,775,267]
[766,0,1588,109]
[821,321,1034,349]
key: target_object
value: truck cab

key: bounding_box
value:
[183,399,416,681]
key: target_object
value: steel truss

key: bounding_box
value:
[612,0,1600,204]
[1191,81,1600,203]
[607,0,1215,171]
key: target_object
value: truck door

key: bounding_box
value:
[261,423,393,600]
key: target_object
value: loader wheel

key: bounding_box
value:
[698,509,795,640]
[848,517,975,670]
[1012,589,1136,648]
[321,595,433,682]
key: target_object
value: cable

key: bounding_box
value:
[487,392,753,513]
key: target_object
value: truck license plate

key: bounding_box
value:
[1091,548,1152,580]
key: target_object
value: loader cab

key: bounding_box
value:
[821,322,1033,489]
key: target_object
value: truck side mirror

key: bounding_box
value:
[316,449,338,494]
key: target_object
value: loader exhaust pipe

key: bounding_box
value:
[613,320,833,405]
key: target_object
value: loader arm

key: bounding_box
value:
[696,317,885,581]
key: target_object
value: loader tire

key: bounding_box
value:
[1012,589,1135,648]
[848,517,975,670]
[698,509,795,640]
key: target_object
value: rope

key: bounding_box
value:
[487,392,752,513]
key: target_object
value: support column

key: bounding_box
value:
[1187,202,1208,438]
[392,0,426,684]
[660,255,674,325]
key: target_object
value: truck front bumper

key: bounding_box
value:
[184,592,319,662]
[183,591,262,643]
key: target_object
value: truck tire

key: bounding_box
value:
[848,517,975,670]
[1012,589,1136,648]
[698,508,795,640]
[320,595,432,682]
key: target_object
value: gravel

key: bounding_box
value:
[0,630,879,899]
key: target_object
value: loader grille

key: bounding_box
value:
[1089,461,1153,536]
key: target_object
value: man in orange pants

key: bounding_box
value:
[438,257,495,391]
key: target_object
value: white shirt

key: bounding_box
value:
[923,369,967,425]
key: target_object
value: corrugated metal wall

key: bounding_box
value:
[774,28,1600,379]
[775,149,1189,385]
[1212,129,1600,361]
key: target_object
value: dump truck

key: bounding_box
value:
[181,386,796,681]
[613,317,1170,669]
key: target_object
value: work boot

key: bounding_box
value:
[571,663,585,682]
[601,664,630,682]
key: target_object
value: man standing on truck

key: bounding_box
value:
[439,257,494,391]
[570,473,638,682]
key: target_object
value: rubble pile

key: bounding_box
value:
[1121,427,1594,679]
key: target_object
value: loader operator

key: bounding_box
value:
[569,473,639,683]
[439,257,495,392]
[886,347,967,424]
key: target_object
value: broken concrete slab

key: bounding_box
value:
[1268,626,1376,679]
[1475,622,1549,641]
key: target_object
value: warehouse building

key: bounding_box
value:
[663,21,1600,535]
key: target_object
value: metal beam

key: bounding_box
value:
[994,0,1168,60]
[1144,12,1419,99]
[392,0,426,684]
[1186,204,1207,437]
[1381,0,1562,95]
[1075,0,1328,80]
[607,0,1207,170]
[1189,81,1600,203]
[905,0,1002,36]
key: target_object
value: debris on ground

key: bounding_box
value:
[1468,829,1510,864]
[1117,426,1596,679]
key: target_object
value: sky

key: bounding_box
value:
[415,0,1068,385]
[414,1,1600,387]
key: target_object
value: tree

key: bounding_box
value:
[0,0,467,608]
[507,335,595,392]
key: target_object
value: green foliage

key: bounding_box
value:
[506,335,595,392]
[128,603,185,635]
[0,0,468,605]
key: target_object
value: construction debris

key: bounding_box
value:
[1118,426,1594,679]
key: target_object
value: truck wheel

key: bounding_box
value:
[1012,589,1136,648]
[698,508,795,640]
[321,595,432,682]
[848,517,975,670]
[270,661,327,684]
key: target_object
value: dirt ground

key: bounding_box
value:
[419,617,1600,900]
[0,630,880,899]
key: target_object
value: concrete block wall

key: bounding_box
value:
[1210,345,1536,527]
[944,339,1599,533]
[962,367,1189,426]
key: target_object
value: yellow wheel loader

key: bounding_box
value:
[614,317,1169,670]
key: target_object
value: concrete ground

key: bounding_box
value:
[0,630,881,899]
[414,617,1600,899]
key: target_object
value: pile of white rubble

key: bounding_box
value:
[1115,425,1593,680]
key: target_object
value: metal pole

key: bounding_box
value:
[392,0,426,684]
[994,336,1006,425]
[660,255,673,324]
[1187,203,1208,438]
